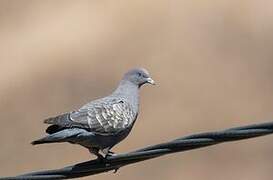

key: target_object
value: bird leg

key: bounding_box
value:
[101,147,119,173]
[89,148,119,173]
[89,148,104,160]
[102,147,116,157]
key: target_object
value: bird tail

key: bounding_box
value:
[31,128,84,145]
[31,137,53,145]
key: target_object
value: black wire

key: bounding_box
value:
[2,121,273,180]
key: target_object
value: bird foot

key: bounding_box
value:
[104,151,119,173]
[105,151,116,158]
[95,154,105,162]
[113,167,120,173]
[89,148,106,162]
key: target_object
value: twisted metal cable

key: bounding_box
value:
[2,121,273,180]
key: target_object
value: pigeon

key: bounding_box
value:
[31,68,155,159]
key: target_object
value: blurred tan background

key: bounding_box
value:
[1,1,273,179]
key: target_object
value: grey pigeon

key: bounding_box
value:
[32,68,155,159]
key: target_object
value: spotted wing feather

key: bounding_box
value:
[71,100,136,134]
[44,100,136,135]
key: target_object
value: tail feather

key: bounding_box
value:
[31,128,85,145]
[45,124,65,134]
[44,113,70,125]
[31,137,56,145]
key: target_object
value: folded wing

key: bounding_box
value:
[44,100,136,135]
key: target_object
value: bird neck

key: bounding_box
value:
[112,80,139,111]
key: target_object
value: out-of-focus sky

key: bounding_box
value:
[1,1,273,179]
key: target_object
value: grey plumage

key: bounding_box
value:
[32,68,155,158]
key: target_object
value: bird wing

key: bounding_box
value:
[44,100,136,135]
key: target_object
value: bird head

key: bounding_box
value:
[123,68,155,87]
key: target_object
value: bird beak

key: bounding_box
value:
[146,77,156,85]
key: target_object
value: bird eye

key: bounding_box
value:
[137,72,142,77]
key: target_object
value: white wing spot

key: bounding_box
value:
[102,111,108,119]
[87,116,93,128]
[96,114,103,127]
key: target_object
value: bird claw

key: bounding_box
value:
[106,151,116,157]
[113,167,120,173]
[105,154,114,158]
[95,156,105,162]
[105,152,119,173]
[97,151,119,173]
